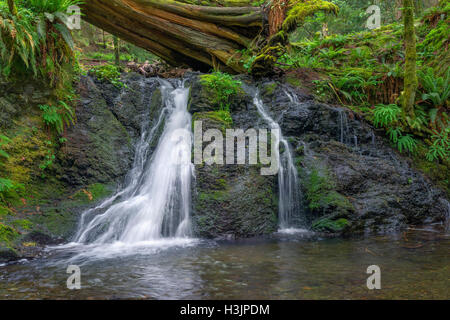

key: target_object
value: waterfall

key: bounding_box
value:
[338,109,350,144]
[74,80,194,244]
[253,92,302,230]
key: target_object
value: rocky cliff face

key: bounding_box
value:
[258,81,448,235]
[189,76,448,237]
[1,72,448,262]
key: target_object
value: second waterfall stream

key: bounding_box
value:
[253,91,303,231]
[73,80,194,249]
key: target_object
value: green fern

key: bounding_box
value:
[0,6,39,77]
[0,1,81,84]
[39,101,75,135]
[418,67,450,108]
[0,177,14,193]
[373,104,401,128]
[426,127,450,162]
[0,135,11,159]
[25,0,84,14]
[387,127,402,144]
[397,134,418,154]
[200,71,242,111]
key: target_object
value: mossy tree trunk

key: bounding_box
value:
[114,36,120,66]
[403,0,418,120]
[7,0,17,16]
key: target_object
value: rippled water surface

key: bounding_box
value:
[0,229,448,299]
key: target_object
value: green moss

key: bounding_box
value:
[261,82,278,96]
[198,190,228,203]
[283,0,339,33]
[192,110,233,133]
[11,219,33,231]
[412,144,450,196]
[402,0,418,119]
[304,168,353,213]
[215,178,227,190]
[0,223,19,247]
[285,76,302,88]
[312,217,349,232]
[177,0,257,6]
[73,183,110,203]
[28,207,77,239]
[0,205,13,218]
[1,117,54,185]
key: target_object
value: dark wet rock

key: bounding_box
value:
[190,77,278,239]
[0,246,18,263]
[21,231,63,246]
[60,88,132,184]
[189,76,448,236]
[260,82,448,235]
[59,75,160,187]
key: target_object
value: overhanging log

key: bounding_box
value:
[81,0,339,74]
[82,0,264,73]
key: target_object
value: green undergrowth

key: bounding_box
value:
[0,0,81,86]
[0,222,19,248]
[200,72,243,112]
[282,2,449,184]
[89,64,125,88]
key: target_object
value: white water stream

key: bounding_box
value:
[72,80,194,251]
[253,92,302,231]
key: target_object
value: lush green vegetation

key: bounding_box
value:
[278,0,449,166]
[0,0,83,246]
[200,72,243,111]
[88,64,125,88]
[0,0,81,83]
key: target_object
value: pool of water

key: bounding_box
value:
[0,228,448,299]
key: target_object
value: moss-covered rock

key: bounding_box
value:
[262,81,448,235]
[60,76,134,186]
[192,110,233,133]
[191,75,278,238]
[193,163,278,239]
[72,183,111,203]
[303,167,353,214]
[189,73,247,113]
[0,223,20,247]
[312,217,350,233]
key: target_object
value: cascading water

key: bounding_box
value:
[74,80,194,245]
[253,92,302,230]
